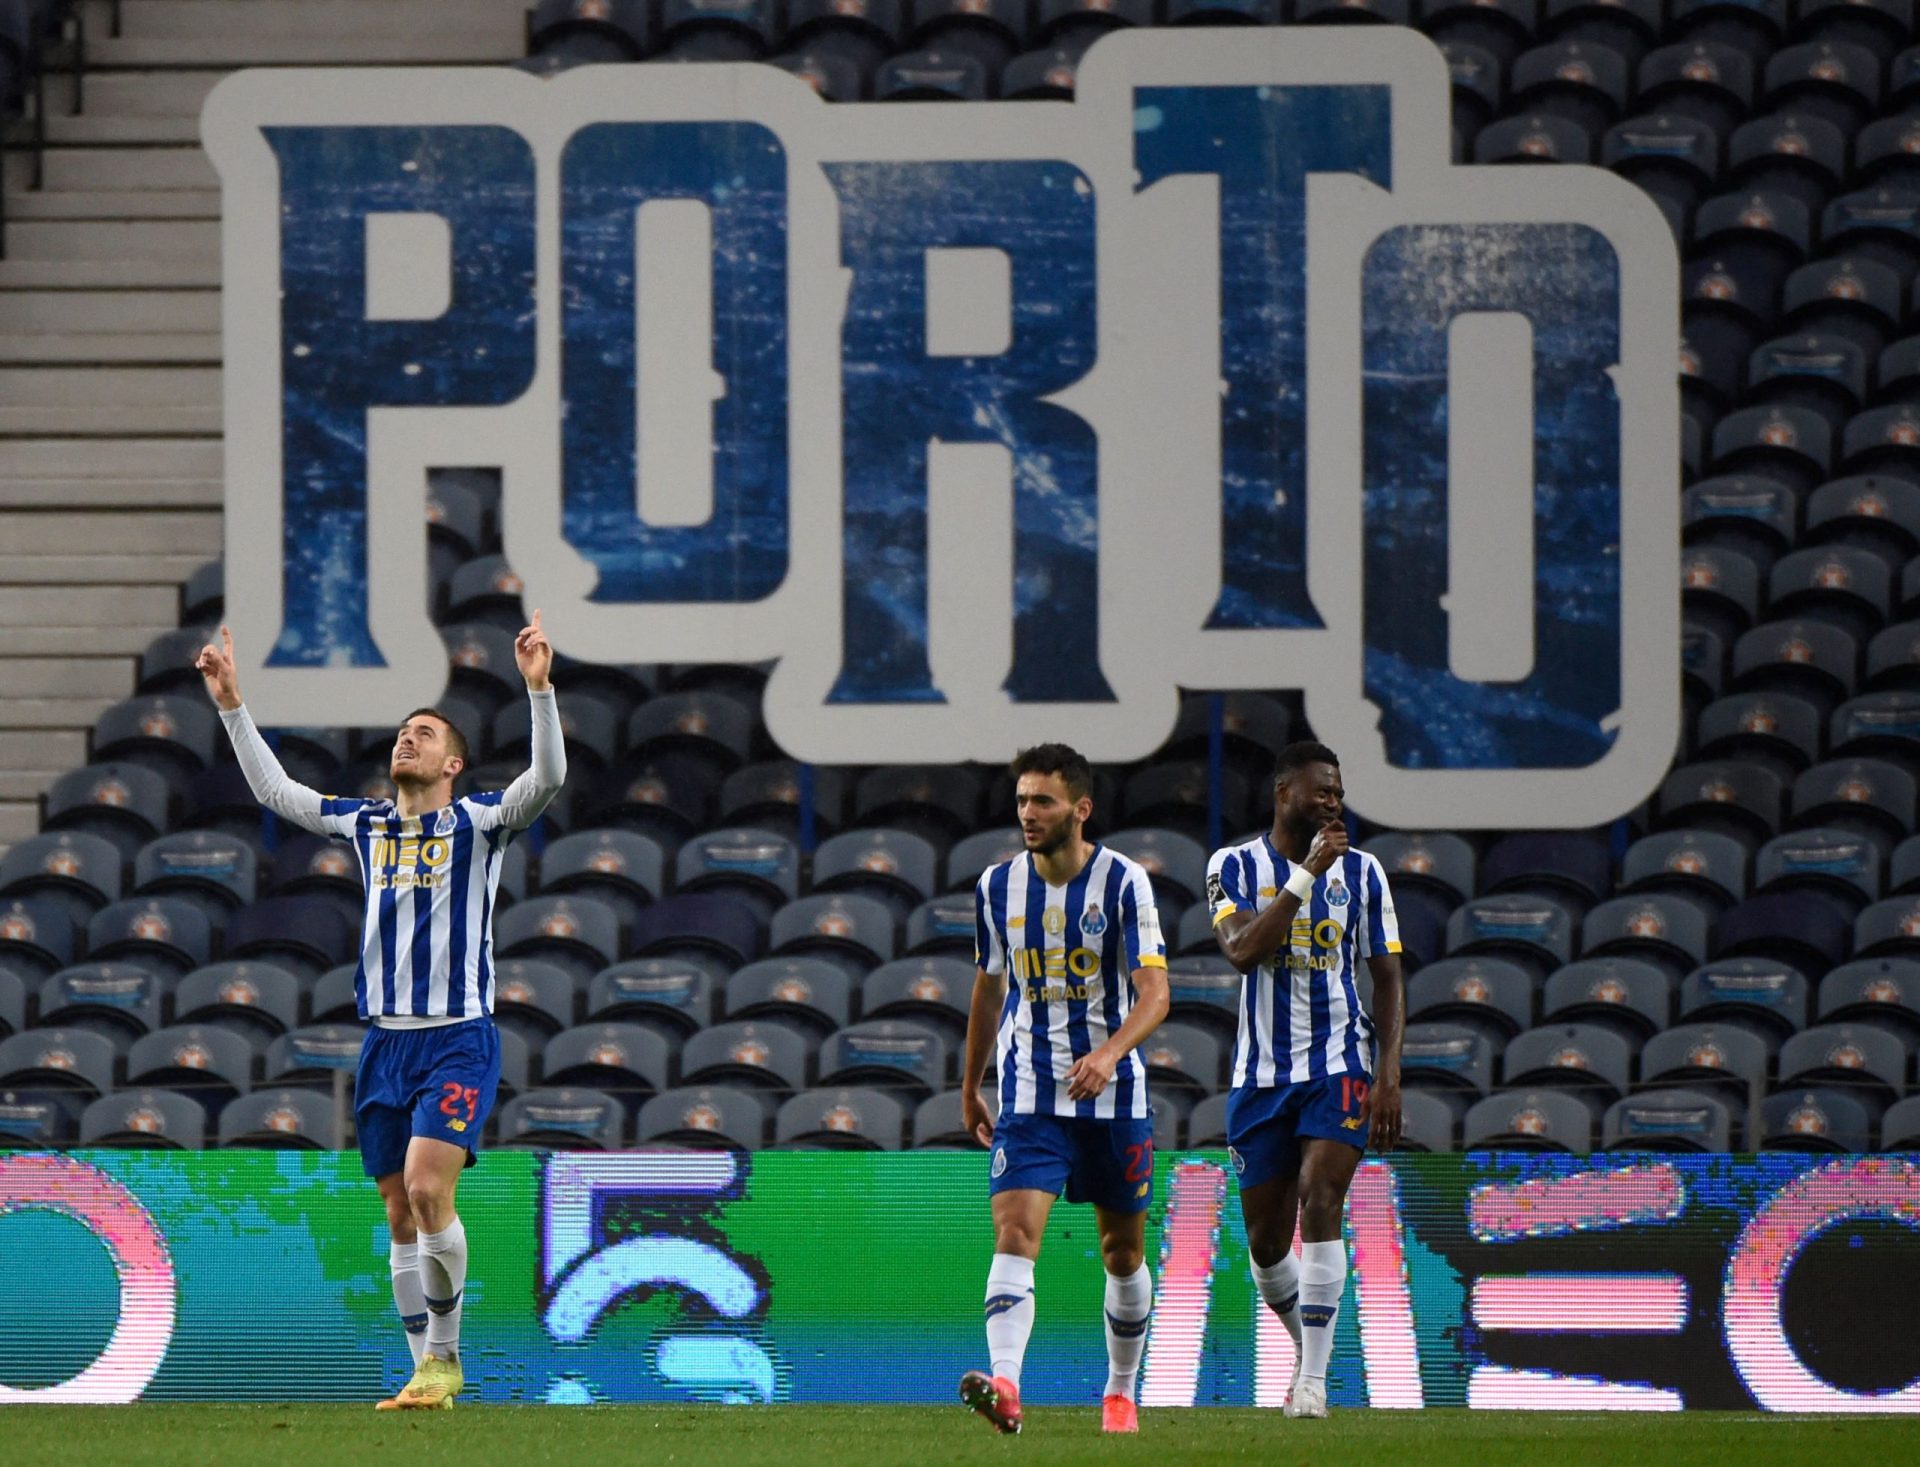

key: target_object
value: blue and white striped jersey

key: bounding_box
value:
[1206,835,1401,1089]
[306,792,520,1020]
[974,845,1167,1120]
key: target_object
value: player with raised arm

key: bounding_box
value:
[957,744,1172,1437]
[196,615,566,1411]
[1206,741,1405,1421]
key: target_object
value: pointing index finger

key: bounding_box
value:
[531,608,542,633]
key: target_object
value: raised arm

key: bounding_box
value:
[1211,822,1349,973]
[495,609,569,832]
[196,625,339,837]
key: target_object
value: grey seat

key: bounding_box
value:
[946,830,1027,893]
[1463,1088,1595,1153]
[489,957,578,1045]
[584,957,719,1039]
[494,894,622,984]
[1542,958,1673,1042]
[912,1088,992,1150]
[776,1087,908,1150]
[1578,894,1711,978]
[218,1087,339,1149]
[1640,1022,1770,1108]
[542,1022,672,1100]
[129,1022,257,1107]
[0,831,125,930]
[1139,1022,1224,1100]
[86,896,213,980]
[725,957,853,1038]
[816,1021,949,1102]
[1620,829,1749,911]
[1407,957,1534,1044]
[1602,1088,1735,1152]
[771,893,898,973]
[1186,1091,1231,1148]
[1399,1022,1495,1105]
[79,1088,207,1149]
[681,1020,812,1093]
[1165,956,1242,1040]
[1678,957,1809,1044]
[134,831,259,919]
[811,829,940,917]
[1759,1087,1872,1152]
[1879,1094,1920,1150]
[1445,894,1576,977]
[1363,832,1477,907]
[1756,826,1883,912]
[1778,1022,1907,1111]
[263,1023,365,1088]
[636,1085,768,1149]
[1398,1087,1458,1152]
[859,956,973,1041]
[496,1087,626,1149]
[1502,1024,1633,1104]
[904,895,977,960]
[1103,827,1209,907]
[1816,956,1920,1042]
[1,1029,124,1106]
[37,964,166,1044]
[174,961,301,1043]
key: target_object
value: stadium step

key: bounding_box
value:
[39,147,217,193]
[0,583,178,629]
[0,438,221,480]
[0,334,221,365]
[0,802,42,848]
[0,657,133,698]
[81,32,523,68]
[0,480,222,508]
[88,0,528,43]
[42,113,206,146]
[0,292,217,334]
[0,697,122,729]
[0,509,222,559]
[0,367,220,434]
[4,189,222,219]
[56,70,228,119]
[4,220,219,261]
[0,730,86,773]
[0,258,219,288]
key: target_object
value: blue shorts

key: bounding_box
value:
[989,1111,1156,1214]
[354,1020,501,1179]
[1225,1075,1369,1192]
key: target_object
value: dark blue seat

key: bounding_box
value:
[1481,831,1614,911]
[266,832,366,933]
[223,895,356,980]
[630,892,764,969]
[1715,891,1851,974]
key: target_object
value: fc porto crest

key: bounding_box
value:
[435,807,457,837]
[1080,904,1109,938]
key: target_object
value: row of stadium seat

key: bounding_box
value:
[19,1074,1920,1156]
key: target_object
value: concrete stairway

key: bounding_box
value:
[0,0,528,849]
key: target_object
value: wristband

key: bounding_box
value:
[1283,865,1317,903]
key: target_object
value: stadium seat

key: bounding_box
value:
[536,829,665,933]
[493,693,619,780]
[1463,1088,1596,1152]
[1481,831,1614,911]
[45,762,171,860]
[1685,481,1799,573]
[1756,827,1883,915]
[550,657,654,727]
[1501,1023,1633,1105]
[816,1020,949,1101]
[1816,956,1920,1044]
[811,829,939,919]
[1579,894,1711,978]
[585,957,720,1040]
[857,956,973,1040]
[1777,1022,1907,1112]
[851,767,982,849]
[91,695,218,785]
[1784,259,1904,361]
[0,831,123,932]
[771,893,897,975]
[1655,761,1784,845]
[1638,40,1753,133]
[79,1088,207,1150]
[495,894,622,985]
[1683,625,1729,714]
[1763,41,1881,134]
[444,554,529,633]
[1383,1087,1450,1152]
[1791,758,1916,848]
[1685,547,1766,647]
[128,1023,256,1111]
[1439,40,1503,147]
[1445,894,1576,977]
[219,895,356,981]
[1838,405,1920,485]
[1759,1087,1873,1151]
[1363,832,1476,908]
[1164,956,1242,1042]
[258,832,363,931]
[1407,958,1535,1045]
[1729,112,1846,216]
[86,896,212,980]
[542,1023,672,1105]
[1603,113,1721,218]
[1542,958,1673,1042]
[1746,335,1868,432]
[1510,39,1630,135]
[252,726,349,792]
[913,1087,992,1150]
[0,894,78,979]
[36,962,166,1045]
[637,1085,769,1149]
[134,830,258,919]
[1137,1022,1223,1101]
[1694,692,1821,780]
[1671,0,1785,58]
[719,761,845,842]
[681,1020,812,1093]
[1541,0,1661,65]
[1866,621,1920,694]
[630,892,764,969]
[1621,830,1749,912]
[0,970,23,1041]
[657,0,780,59]
[1770,546,1895,644]
[262,1023,363,1090]
[0,1092,80,1150]
[438,624,522,721]
[137,626,217,698]
[1880,1094,1920,1149]
[1118,763,1248,845]
[1894,835,1920,894]
[1714,892,1852,975]
[1793,0,1911,52]
[875,45,989,100]
[1830,694,1920,772]
[903,895,976,960]
[675,827,800,923]
[1822,192,1920,295]
[725,958,853,1039]
[628,693,755,782]
[218,1087,339,1149]
[776,1087,908,1150]
[1642,1021,1771,1109]
[1601,1088,1736,1151]
[489,958,579,1047]
[1103,828,1209,910]
[1399,1022,1495,1105]
[170,961,295,1045]
[1731,620,1858,718]
[0,1024,117,1101]
[1475,112,1594,167]
[496,1088,626,1150]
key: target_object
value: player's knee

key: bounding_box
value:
[994,1222,1042,1258]
[1246,1221,1291,1268]
[406,1179,453,1231]
[1298,1188,1343,1239]
[1100,1237,1143,1277]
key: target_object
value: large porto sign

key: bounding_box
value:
[205,30,1678,827]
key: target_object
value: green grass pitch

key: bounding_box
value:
[2,1405,1908,1467]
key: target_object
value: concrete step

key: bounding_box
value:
[0,801,43,848]
[43,113,204,145]
[0,406,219,432]
[0,366,219,405]
[41,148,217,192]
[83,33,520,66]
[0,583,178,627]
[4,189,221,219]
[56,70,227,119]
[0,291,218,333]
[0,438,221,478]
[3,626,176,656]
[0,772,64,802]
[0,698,120,729]
[0,480,222,508]
[94,0,527,40]
[0,257,220,288]
[0,730,87,773]
[0,509,222,555]
[0,553,210,580]
[3,220,218,261]
[0,334,221,364]
[0,658,133,698]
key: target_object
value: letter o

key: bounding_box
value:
[1069,948,1101,978]
[1723,1158,1920,1412]
[1314,920,1344,949]
[0,1154,177,1402]
[421,838,450,867]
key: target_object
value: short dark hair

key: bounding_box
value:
[403,707,468,766]
[1011,742,1093,801]
[1274,740,1340,784]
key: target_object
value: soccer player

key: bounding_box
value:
[958,743,1171,1437]
[196,616,566,1410]
[1206,740,1404,1421]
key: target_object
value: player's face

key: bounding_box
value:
[1015,772,1090,856]
[391,716,461,786]
[1277,762,1344,831]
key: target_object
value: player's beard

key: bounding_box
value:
[1024,812,1078,858]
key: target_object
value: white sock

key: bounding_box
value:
[1298,1239,1346,1384]
[390,1240,428,1368]
[418,1218,468,1363]
[1102,1265,1153,1401]
[1252,1252,1303,1350]
[984,1253,1037,1389]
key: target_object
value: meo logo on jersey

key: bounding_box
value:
[210,27,1677,833]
